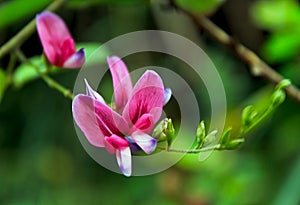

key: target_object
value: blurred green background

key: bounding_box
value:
[0,0,300,204]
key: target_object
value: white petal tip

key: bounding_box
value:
[163,88,172,105]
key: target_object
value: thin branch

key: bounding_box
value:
[15,50,74,100]
[170,1,300,104]
[0,0,66,59]
[157,144,221,153]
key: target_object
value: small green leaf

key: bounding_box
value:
[224,138,244,150]
[0,69,9,103]
[219,127,232,145]
[175,0,225,14]
[242,105,258,128]
[195,121,205,149]
[203,130,218,148]
[12,56,46,88]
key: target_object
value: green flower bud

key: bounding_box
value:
[195,121,206,149]
[153,118,168,142]
[224,138,244,150]
[271,89,286,107]
[242,105,258,128]
[219,127,232,145]
[165,118,175,147]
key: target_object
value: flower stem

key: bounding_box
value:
[0,0,66,59]
[15,50,74,100]
[157,144,221,153]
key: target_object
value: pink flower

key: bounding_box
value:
[72,56,171,176]
[36,11,85,68]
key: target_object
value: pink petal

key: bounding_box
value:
[72,95,105,147]
[93,99,129,137]
[132,113,154,133]
[103,137,116,154]
[84,79,105,104]
[60,38,76,65]
[105,134,129,149]
[63,48,85,68]
[36,12,72,65]
[107,56,133,112]
[116,146,132,177]
[131,131,157,154]
[123,70,164,127]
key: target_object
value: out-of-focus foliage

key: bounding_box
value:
[0,0,51,29]
[68,0,148,8]
[13,56,47,88]
[0,0,300,205]
[251,0,300,63]
[0,69,9,102]
[175,0,225,13]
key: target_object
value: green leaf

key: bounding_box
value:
[76,42,110,64]
[219,127,232,145]
[0,69,9,103]
[0,0,51,29]
[203,130,218,147]
[262,31,300,63]
[251,0,300,31]
[68,0,147,8]
[12,56,46,88]
[175,0,225,13]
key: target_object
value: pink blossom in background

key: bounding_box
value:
[72,56,171,176]
[36,11,85,68]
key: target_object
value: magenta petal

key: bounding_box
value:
[105,134,129,149]
[60,38,76,65]
[104,137,116,154]
[107,56,133,112]
[94,99,129,137]
[131,131,157,154]
[133,113,154,133]
[123,70,164,126]
[72,95,105,147]
[116,146,132,177]
[36,12,72,65]
[84,79,105,104]
[63,48,85,68]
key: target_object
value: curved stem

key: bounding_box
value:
[15,50,74,100]
[169,0,300,104]
[157,144,221,153]
[0,0,66,59]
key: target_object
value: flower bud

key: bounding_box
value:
[195,121,205,149]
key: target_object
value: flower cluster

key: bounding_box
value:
[72,56,171,176]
